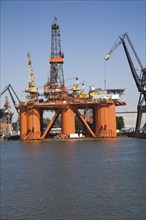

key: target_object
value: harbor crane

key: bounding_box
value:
[0,84,21,134]
[104,33,146,132]
[0,84,20,112]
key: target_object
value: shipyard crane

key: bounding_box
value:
[0,84,20,112]
[104,33,146,132]
[0,84,21,134]
[4,96,11,109]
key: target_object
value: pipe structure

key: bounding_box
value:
[61,107,75,135]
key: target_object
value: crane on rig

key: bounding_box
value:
[104,33,146,132]
[25,52,38,101]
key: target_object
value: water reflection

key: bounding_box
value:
[1,138,146,220]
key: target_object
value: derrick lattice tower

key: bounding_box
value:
[49,17,64,87]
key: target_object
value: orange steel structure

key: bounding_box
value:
[18,17,126,140]
[19,99,126,140]
[61,107,75,135]
[94,104,116,137]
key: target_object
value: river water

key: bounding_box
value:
[0,138,146,220]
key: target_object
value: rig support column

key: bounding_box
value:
[94,104,116,137]
[20,106,41,140]
[27,108,41,140]
[20,106,27,140]
[61,107,75,135]
[108,104,117,137]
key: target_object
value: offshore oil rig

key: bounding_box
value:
[15,17,126,140]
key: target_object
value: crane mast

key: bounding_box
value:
[27,52,35,88]
[104,33,146,132]
[25,52,37,101]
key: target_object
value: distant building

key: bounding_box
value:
[116,111,146,130]
[0,108,13,135]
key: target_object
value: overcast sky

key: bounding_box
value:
[1,0,146,119]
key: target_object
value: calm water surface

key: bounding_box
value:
[1,138,146,220]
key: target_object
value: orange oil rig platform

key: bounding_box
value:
[18,17,126,140]
[19,98,126,140]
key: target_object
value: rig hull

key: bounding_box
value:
[19,99,126,140]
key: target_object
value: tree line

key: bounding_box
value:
[43,116,124,130]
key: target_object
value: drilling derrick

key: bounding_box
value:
[44,17,66,100]
[50,17,64,86]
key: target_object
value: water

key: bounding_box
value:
[1,138,146,220]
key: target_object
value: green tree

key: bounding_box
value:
[75,115,84,131]
[43,118,50,128]
[116,116,125,129]
[53,116,61,128]
[43,116,62,129]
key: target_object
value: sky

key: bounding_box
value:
[1,0,146,120]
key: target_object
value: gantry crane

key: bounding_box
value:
[0,84,21,134]
[0,84,20,112]
[104,33,146,132]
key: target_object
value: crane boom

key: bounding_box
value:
[121,39,142,92]
[105,33,144,68]
[104,33,146,132]
[25,52,37,97]
[104,33,146,92]
[27,52,35,88]
[104,33,126,61]
[125,34,144,70]
[0,84,20,112]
